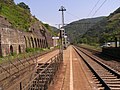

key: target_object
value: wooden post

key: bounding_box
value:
[119,37,120,47]
[0,34,2,56]
[115,37,117,48]
[20,82,22,90]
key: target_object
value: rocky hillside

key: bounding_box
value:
[0,0,34,31]
[0,0,56,36]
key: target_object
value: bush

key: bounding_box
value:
[26,48,43,53]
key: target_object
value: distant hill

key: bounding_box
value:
[82,7,120,45]
[43,24,59,36]
[65,7,120,46]
[64,17,105,43]
[50,26,59,36]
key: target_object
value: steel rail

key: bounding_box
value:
[74,46,120,90]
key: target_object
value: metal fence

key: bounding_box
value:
[22,52,63,90]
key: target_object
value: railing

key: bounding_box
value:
[0,52,63,90]
[0,53,37,90]
[22,52,63,90]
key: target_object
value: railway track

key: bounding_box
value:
[74,46,120,90]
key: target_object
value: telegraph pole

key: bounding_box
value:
[59,6,66,52]
[59,6,66,27]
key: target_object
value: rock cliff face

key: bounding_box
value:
[0,16,53,56]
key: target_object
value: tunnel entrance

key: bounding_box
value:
[10,45,13,55]
[18,45,21,54]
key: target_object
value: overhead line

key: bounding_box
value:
[87,0,101,17]
[92,0,107,17]
[66,11,80,20]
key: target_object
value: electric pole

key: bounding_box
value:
[59,6,66,27]
[59,6,66,52]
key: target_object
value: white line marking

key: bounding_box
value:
[70,46,73,90]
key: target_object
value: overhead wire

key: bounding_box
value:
[66,11,80,20]
[87,0,101,17]
[63,0,108,25]
[92,0,108,17]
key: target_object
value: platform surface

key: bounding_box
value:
[49,46,93,90]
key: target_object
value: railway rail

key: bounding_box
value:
[74,46,120,90]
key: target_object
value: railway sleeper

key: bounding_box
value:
[103,78,120,81]
[96,84,103,87]
[110,87,120,90]
[106,81,120,84]
[101,77,117,79]
[108,84,120,87]
[100,74,115,77]
[98,87,105,90]
[95,81,100,84]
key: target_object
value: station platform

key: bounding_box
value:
[49,46,95,90]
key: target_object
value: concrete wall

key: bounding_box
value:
[0,16,53,56]
[0,27,25,56]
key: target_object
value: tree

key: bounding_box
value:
[17,2,30,12]
[0,4,2,13]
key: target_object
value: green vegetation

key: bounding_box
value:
[0,0,58,64]
[0,0,58,35]
[26,48,44,53]
[65,7,120,46]
[0,47,50,64]
[0,1,36,31]
[43,23,58,36]
[17,2,30,12]
[64,17,105,44]
[79,44,102,51]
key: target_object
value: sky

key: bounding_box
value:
[14,0,120,27]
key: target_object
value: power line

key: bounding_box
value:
[87,0,101,17]
[92,0,107,17]
[66,11,80,20]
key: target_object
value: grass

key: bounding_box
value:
[0,2,36,31]
[79,43,102,52]
[0,48,49,64]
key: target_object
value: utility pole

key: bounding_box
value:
[59,6,66,52]
[59,6,66,27]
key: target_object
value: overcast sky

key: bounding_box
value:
[14,0,120,27]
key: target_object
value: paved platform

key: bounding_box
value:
[49,46,94,90]
[37,49,59,63]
